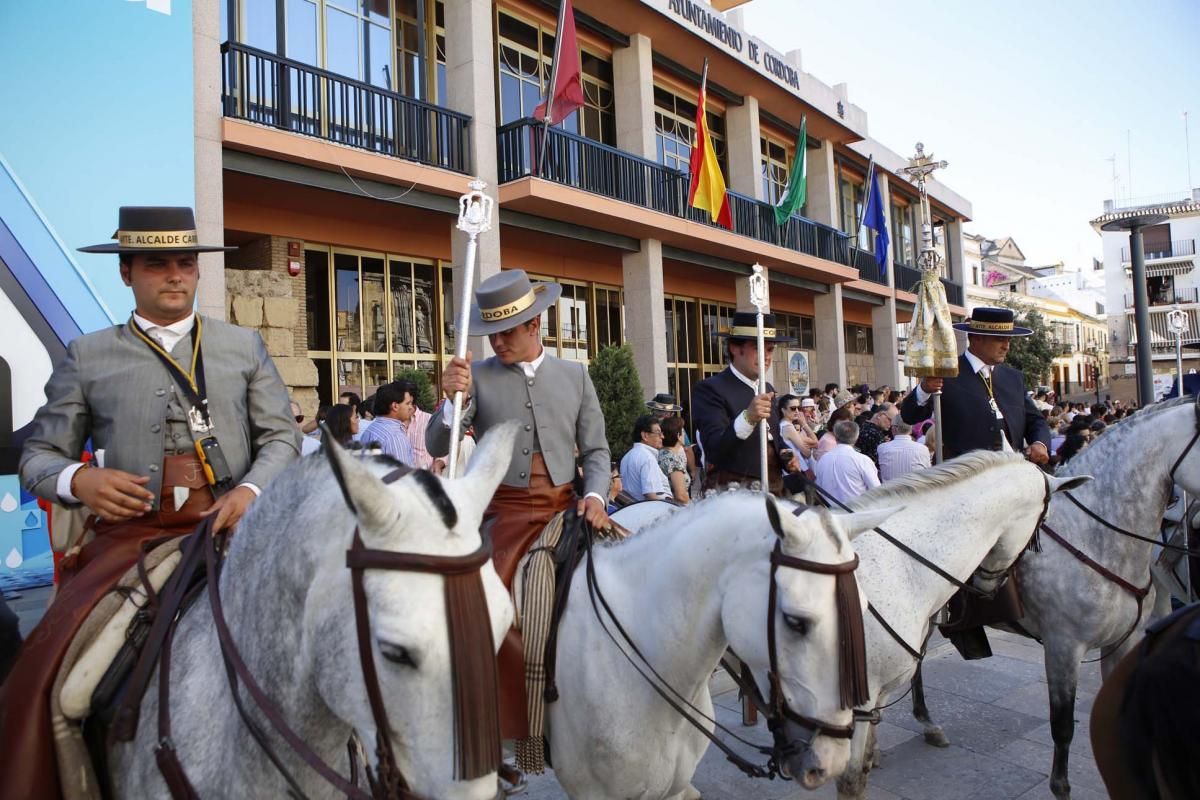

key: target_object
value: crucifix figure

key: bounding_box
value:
[897,142,949,273]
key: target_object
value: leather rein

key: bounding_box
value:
[579,501,866,783]
[147,465,505,800]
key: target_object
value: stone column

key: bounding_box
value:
[725,96,762,200]
[805,139,839,228]
[613,33,656,159]
[446,0,501,356]
[194,0,226,319]
[814,285,847,387]
[871,298,900,388]
[946,218,967,286]
[623,240,668,394]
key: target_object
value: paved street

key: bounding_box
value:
[8,591,1108,798]
[521,630,1107,800]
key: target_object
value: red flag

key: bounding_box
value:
[533,0,586,124]
[687,61,732,230]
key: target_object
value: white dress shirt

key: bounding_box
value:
[877,434,932,482]
[814,443,880,505]
[729,364,771,441]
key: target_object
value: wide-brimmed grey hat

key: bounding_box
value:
[469,269,562,335]
[78,206,235,254]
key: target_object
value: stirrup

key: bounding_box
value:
[500,762,527,796]
[932,604,951,626]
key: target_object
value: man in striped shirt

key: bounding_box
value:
[360,380,417,466]
[876,418,931,482]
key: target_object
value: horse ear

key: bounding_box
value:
[835,505,905,541]
[462,420,520,499]
[1047,474,1092,494]
[765,496,786,540]
[322,425,394,531]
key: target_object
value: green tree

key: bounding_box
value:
[588,344,645,462]
[391,366,438,412]
[994,295,1055,391]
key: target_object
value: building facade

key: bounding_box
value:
[200,0,972,419]
[963,233,1108,399]
[1092,189,1200,403]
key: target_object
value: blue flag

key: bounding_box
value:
[862,168,889,277]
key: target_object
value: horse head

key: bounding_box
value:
[315,421,518,800]
[724,497,902,790]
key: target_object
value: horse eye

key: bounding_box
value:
[783,614,810,636]
[378,641,417,668]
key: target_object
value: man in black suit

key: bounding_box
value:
[692,311,795,495]
[901,307,1050,465]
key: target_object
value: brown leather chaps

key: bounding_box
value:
[483,454,574,741]
[0,456,212,799]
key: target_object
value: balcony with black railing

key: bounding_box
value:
[1123,286,1200,308]
[894,264,923,294]
[221,42,471,174]
[496,118,854,273]
[1120,239,1196,262]
[940,278,964,306]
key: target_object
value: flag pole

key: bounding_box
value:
[749,263,770,492]
[447,179,494,478]
[537,0,570,178]
[852,154,876,250]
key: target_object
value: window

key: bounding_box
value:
[836,162,866,245]
[593,285,624,351]
[844,323,873,355]
[525,276,623,362]
[890,199,915,267]
[305,244,452,404]
[496,11,614,144]
[776,312,815,350]
[654,85,725,175]
[760,133,792,207]
[665,295,699,426]
[395,0,446,103]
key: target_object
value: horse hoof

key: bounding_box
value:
[923,727,951,748]
[1049,777,1071,799]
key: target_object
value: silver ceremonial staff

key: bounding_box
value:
[749,264,770,491]
[446,179,494,478]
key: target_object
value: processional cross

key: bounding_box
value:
[896,143,949,274]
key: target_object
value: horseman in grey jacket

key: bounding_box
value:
[4,207,299,797]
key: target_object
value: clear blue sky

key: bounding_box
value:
[743,0,1200,269]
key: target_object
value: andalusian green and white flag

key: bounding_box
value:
[773,116,807,226]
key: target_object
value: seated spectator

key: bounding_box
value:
[877,418,931,481]
[814,420,880,505]
[657,416,691,505]
[619,414,671,501]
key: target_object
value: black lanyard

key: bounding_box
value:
[129,315,211,427]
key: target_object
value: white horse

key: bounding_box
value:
[545,491,901,799]
[827,452,1090,800]
[907,395,1200,799]
[110,423,519,799]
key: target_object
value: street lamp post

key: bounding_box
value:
[1102,213,1168,406]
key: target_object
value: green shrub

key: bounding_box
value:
[391,366,439,412]
[589,344,645,462]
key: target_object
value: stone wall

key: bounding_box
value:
[224,236,319,416]
[846,353,877,390]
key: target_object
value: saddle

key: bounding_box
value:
[937,574,1025,660]
[49,531,212,800]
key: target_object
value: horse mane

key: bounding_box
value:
[1057,394,1195,478]
[847,450,1026,511]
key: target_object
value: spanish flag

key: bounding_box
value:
[687,59,733,230]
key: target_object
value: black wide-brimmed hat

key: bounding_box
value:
[469,269,562,335]
[719,311,796,343]
[645,393,682,413]
[953,307,1032,337]
[78,206,235,254]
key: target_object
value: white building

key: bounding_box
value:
[1091,189,1200,403]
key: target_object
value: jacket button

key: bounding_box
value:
[525,402,532,409]
[522,448,530,455]
[524,424,532,431]
[527,380,534,387]
[149,464,159,473]
[155,388,166,397]
[519,472,527,479]
[150,424,161,433]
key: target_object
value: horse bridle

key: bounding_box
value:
[150,464,507,800]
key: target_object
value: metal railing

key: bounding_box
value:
[496,118,852,268]
[1121,239,1196,262]
[848,248,885,285]
[221,41,471,173]
[1123,287,1200,308]
[1129,307,1200,348]
[940,277,964,306]
[894,265,923,294]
